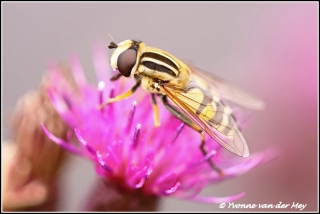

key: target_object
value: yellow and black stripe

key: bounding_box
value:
[139,51,180,77]
[175,85,235,137]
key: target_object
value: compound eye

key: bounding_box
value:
[117,49,137,77]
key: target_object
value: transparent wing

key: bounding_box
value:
[183,61,265,111]
[160,85,249,157]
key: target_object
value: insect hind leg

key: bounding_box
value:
[160,95,224,176]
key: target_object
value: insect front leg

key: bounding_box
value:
[160,95,224,176]
[98,81,141,110]
[151,94,161,127]
[110,73,122,81]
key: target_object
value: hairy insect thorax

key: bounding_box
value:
[136,46,191,93]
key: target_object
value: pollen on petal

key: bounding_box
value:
[163,182,181,195]
[98,81,105,91]
[132,124,142,149]
[170,123,185,145]
[74,128,96,155]
[96,151,113,173]
[126,101,137,133]
[97,81,105,105]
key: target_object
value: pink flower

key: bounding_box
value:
[41,41,275,205]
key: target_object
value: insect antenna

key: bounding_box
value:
[107,33,118,49]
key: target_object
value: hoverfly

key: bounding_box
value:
[99,38,265,175]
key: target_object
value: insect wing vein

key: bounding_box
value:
[161,86,249,157]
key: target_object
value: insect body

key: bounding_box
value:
[100,39,265,175]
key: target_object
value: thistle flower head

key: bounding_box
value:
[41,41,275,205]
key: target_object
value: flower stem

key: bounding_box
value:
[81,178,159,211]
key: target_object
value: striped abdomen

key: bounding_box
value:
[175,83,237,137]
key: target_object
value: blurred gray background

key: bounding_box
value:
[2,2,318,211]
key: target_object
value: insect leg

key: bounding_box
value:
[110,73,122,81]
[161,95,224,176]
[98,81,141,110]
[199,132,224,176]
[151,94,161,127]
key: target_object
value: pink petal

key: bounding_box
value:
[40,123,83,156]
[209,148,278,182]
[93,41,112,83]
[70,54,87,86]
[74,128,97,155]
